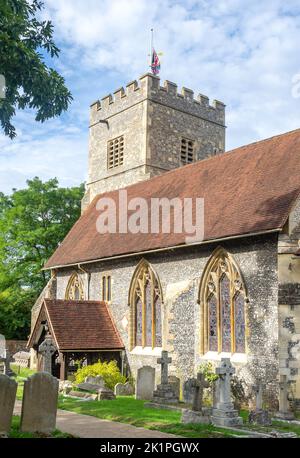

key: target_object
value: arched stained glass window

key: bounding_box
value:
[129,260,163,349]
[199,248,247,354]
[65,273,84,301]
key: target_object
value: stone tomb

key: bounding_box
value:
[77,375,105,392]
[114,381,134,396]
[21,372,59,434]
[152,351,178,404]
[135,366,155,400]
[0,374,17,436]
[211,358,243,427]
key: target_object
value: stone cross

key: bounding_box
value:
[215,358,235,409]
[157,351,172,385]
[38,334,57,374]
[192,372,210,412]
[3,350,14,377]
[252,383,265,410]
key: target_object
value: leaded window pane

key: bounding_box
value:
[234,293,245,353]
[136,296,142,346]
[145,281,152,346]
[208,295,218,351]
[155,295,162,347]
[220,275,231,352]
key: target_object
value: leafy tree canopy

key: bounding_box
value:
[0,0,72,138]
[0,177,84,339]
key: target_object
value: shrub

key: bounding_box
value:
[74,360,126,390]
[198,362,218,384]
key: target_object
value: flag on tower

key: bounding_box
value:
[150,48,161,75]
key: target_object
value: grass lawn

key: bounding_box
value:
[58,396,245,438]
[9,416,73,438]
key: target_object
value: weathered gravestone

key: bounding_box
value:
[77,376,105,392]
[0,374,17,436]
[0,334,5,359]
[275,374,295,420]
[211,358,243,427]
[114,381,134,396]
[183,377,197,404]
[152,351,178,404]
[20,372,59,434]
[181,372,211,424]
[98,387,116,400]
[135,366,155,400]
[249,383,271,426]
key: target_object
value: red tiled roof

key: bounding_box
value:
[45,129,300,269]
[28,299,124,351]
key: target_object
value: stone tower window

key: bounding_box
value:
[107,135,124,169]
[180,138,194,164]
[128,259,163,350]
[102,275,112,302]
[198,247,248,354]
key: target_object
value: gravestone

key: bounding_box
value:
[77,375,105,392]
[275,375,295,420]
[249,383,271,426]
[183,378,197,404]
[38,333,57,374]
[13,351,31,368]
[0,374,17,436]
[168,376,180,400]
[20,372,59,434]
[67,390,98,401]
[135,366,155,400]
[153,351,179,404]
[114,381,134,396]
[181,372,211,424]
[3,350,14,377]
[211,358,243,427]
[0,334,5,358]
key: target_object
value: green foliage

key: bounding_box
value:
[0,177,84,338]
[74,360,126,391]
[198,362,218,384]
[0,0,72,138]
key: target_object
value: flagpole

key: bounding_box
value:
[150,28,153,69]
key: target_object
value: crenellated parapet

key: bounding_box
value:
[90,73,225,126]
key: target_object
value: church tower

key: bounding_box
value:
[82,73,226,211]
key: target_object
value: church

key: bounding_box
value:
[28,72,300,406]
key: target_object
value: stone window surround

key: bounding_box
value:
[65,273,85,301]
[130,346,162,357]
[200,351,248,365]
[180,137,195,165]
[101,274,112,302]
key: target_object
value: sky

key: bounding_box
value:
[1,0,300,194]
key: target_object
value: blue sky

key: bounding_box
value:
[1,0,300,193]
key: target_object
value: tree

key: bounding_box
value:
[0,177,84,339]
[0,0,72,138]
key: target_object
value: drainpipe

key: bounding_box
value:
[78,264,91,300]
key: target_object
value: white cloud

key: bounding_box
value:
[1,0,300,193]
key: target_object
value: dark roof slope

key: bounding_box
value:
[45,129,300,268]
[28,299,124,351]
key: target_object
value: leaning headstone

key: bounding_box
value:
[249,383,271,426]
[20,372,59,434]
[211,358,243,427]
[0,374,17,436]
[274,374,295,420]
[181,372,211,424]
[114,381,134,396]
[152,351,178,404]
[183,378,197,404]
[77,375,105,392]
[135,366,155,400]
